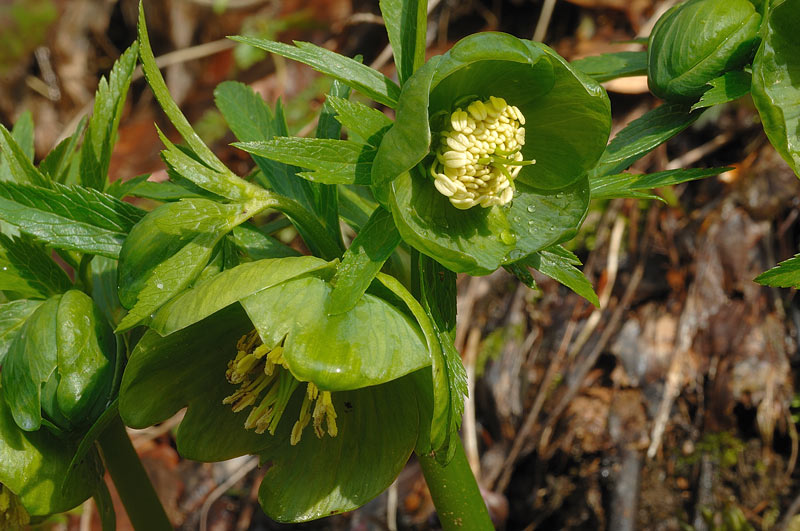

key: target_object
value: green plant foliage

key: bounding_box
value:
[0,234,71,298]
[755,252,800,287]
[647,0,761,102]
[751,0,800,177]
[690,70,752,111]
[0,384,102,517]
[525,246,599,307]
[0,124,48,187]
[572,51,648,82]
[379,0,427,84]
[79,42,138,191]
[0,300,42,365]
[591,167,731,200]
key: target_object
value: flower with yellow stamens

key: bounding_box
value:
[430,96,535,209]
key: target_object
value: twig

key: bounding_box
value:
[532,0,557,42]
[199,456,259,531]
[79,498,94,531]
[463,327,483,480]
[387,479,399,531]
[665,131,735,170]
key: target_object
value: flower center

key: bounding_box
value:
[223,330,337,445]
[430,96,535,210]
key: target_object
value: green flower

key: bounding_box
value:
[119,256,434,522]
[647,0,761,102]
[372,32,611,274]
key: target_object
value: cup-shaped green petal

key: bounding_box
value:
[372,32,609,274]
[647,0,761,102]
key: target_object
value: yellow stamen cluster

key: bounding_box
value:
[223,330,338,445]
[430,96,534,210]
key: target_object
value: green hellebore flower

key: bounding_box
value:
[119,256,434,522]
[647,0,761,102]
[372,32,611,275]
[1,290,116,433]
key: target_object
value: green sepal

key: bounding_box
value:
[0,384,102,517]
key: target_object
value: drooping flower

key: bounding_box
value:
[372,32,611,275]
[119,256,435,522]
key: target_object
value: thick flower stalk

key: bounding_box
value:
[431,96,534,209]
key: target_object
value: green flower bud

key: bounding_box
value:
[647,0,761,102]
[1,290,116,432]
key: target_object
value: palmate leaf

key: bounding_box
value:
[0,181,144,258]
[234,138,375,185]
[752,0,800,177]
[230,36,401,108]
[755,253,800,288]
[0,234,71,298]
[79,42,138,191]
[589,103,703,178]
[572,51,648,83]
[379,0,427,84]
[590,167,731,200]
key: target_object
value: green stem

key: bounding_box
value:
[96,416,172,531]
[418,437,494,530]
[258,192,343,261]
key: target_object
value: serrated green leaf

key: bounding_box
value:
[0,111,35,183]
[79,42,138,190]
[527,247,599,307]
[752,0,800,177]
[326,96,393,145]
[0,181,145,258]
[137,4,227,173]
[329,206,401,315]
[158,127,255,201]
[0,233,71,298]
[149,256,329,335]
[235,138,375,185]
[215,81,340,259]
[504,262,536,288]
[691,70,752,111]
[0,299,42,365]
[380,0,427,84]
[755,253,800,287]
[39,117,87,184]
[591,167,730,199]
[0,124,48,187]
[572,51,648,82]
[231,223,300,260]
[230,36,401,108]
[589,103,703,178]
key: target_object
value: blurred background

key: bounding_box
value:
[2,0,799,529]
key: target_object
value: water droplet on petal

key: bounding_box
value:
[500,230,515,245]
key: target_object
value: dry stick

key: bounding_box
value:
[489,215,628,491]
[664,131,735,170]
[386,479,399,531]
[463,327,483,480]
[532,0,557,42]
[199,456,260,531]
[495,219,650,492]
